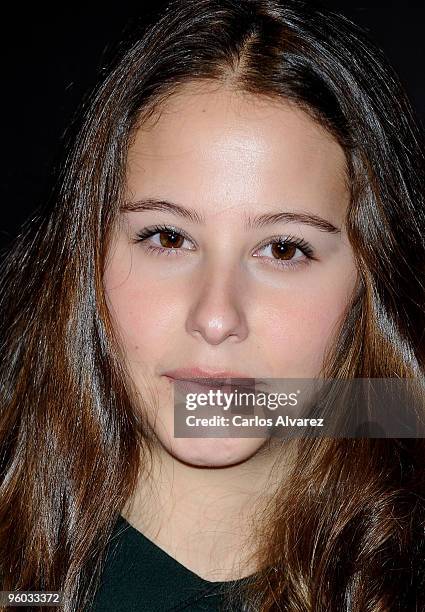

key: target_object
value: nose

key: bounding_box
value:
[185,262,249,345]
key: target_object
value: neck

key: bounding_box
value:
[122,438,289,582]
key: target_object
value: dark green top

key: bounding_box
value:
[88,514,250,611]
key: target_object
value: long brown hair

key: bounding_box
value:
[1,1,424,610]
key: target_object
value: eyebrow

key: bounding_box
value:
[121,197,341,234]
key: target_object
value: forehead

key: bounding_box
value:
[126,83,349,222]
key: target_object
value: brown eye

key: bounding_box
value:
[159,231,185,248]
[271,241,297,260]
[253,235,314,270]
[135,225,195,254]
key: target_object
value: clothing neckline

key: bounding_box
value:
[116,513,251,586]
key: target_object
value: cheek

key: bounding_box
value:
[103,246,179,368]
[104,279,177,362]
[255,274,355,376]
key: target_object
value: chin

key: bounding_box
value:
[160,436,268,467]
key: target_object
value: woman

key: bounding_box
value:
[1,0,424,610]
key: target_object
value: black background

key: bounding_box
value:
[1,3,424,256]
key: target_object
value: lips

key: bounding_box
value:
[162,366,264,396]
[163,366,255,380]
[171,379,237,396]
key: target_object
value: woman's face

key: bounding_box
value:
[103,83,358,467]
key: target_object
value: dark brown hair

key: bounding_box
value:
[1,1,424,610]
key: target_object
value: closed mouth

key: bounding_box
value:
[166,376,264,395]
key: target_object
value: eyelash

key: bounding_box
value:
[133,224,317,270]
